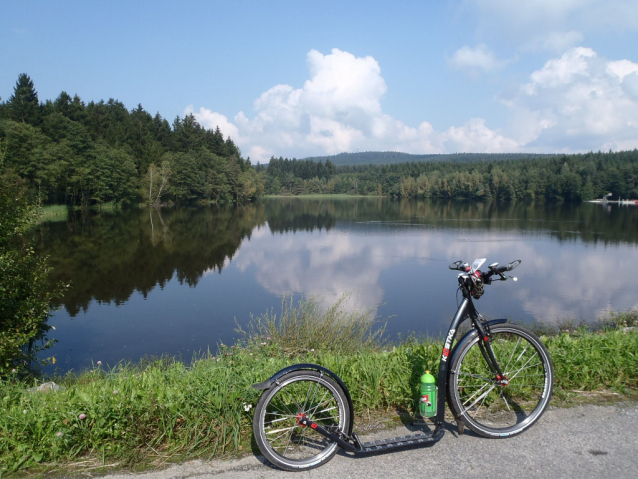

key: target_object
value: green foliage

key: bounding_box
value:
[0,174,57,374]
[1,319,636,474]
[261,150,638,201]
[0,74,263,207]
[7,74,39,125]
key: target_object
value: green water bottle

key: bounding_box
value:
[420,370,437,417]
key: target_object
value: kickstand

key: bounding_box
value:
[456,418,465,435]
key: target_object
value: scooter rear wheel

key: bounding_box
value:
[253,370,351,471]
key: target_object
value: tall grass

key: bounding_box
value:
[1,300,637,476]
[238,295,385,355]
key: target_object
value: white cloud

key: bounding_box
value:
[469,1,638,41]
[523,30,585,53]
[187,47,638,160]
[448,44,510,74]
[187,48,517,161]
[183,105,239,141]
[504,47,638,150]
[443,118,519,152]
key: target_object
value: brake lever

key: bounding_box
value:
[497,273,518,282]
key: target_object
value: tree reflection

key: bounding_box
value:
[32,198,638,317]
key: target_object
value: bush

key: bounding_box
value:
[0,173,58,374]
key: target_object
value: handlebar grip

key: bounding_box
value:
[449,261,463,270]
[506,259,521,271]
[494,259,521,274]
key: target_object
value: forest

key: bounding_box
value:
[258,150,638,200]
[2,73,637,205]
[0,74,263,207]
[302,151,555,166]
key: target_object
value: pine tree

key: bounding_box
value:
[8,74,40,124]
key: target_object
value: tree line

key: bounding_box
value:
[257,150,638,200]
[302,151,554,166]
[0,74,264,207]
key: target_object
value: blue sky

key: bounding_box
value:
[2,1,638,162]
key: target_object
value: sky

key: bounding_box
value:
[2,0,638,162]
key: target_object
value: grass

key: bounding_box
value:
[36,202,125,224]
[1,299,637,476]
[37,205,68,223]
[237,295,385,355]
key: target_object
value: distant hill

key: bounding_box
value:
[301,151,553,166]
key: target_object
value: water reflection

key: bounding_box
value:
[34,198,638,372]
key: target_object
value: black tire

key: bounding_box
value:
[253,370,352,471]
[448,324,554,438]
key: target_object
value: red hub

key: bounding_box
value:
[296,413,307,427]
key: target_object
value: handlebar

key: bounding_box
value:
[449,259,521,277]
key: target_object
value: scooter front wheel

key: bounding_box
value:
[448,324,554,437]
[253,370,351,471]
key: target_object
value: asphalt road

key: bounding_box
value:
[101,402,638,479]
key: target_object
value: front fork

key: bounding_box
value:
[435,298,507,427]
[474,319,506,383]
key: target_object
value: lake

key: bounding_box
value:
[33,198,638,373]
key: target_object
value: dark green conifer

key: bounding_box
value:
[8,74,40,124]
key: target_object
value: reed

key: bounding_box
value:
[238,295,385,355]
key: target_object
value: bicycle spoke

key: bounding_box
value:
[257,372,348,468]
[452,327,552,435]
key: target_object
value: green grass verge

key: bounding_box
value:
[1,303,637,476]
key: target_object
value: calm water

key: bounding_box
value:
[33,198,638,373]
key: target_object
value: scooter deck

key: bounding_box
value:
[297,416,445,455]
[353,427,445,455]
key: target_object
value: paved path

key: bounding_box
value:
[102,402,638,479]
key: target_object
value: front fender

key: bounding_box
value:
[252,363,355,434]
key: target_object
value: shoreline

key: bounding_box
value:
[2,322,637,477]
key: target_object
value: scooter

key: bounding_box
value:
[251,259,554,471]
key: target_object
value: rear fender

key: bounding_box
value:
[253,363,355,434]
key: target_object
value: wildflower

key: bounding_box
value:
[243,403,253,412]
[311,349,315,352]
[11,369,17,373]
[216,358,220,362]
[249,353,253,356]
[113,390,119,394]
[57,432,63,437]
[229,361,233,365]
[90,370,94,373]
[97,361,102,365]
[23,409,27,414]
[267,337,271,340]
[79,413,86,420]
[261,342,267,345]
